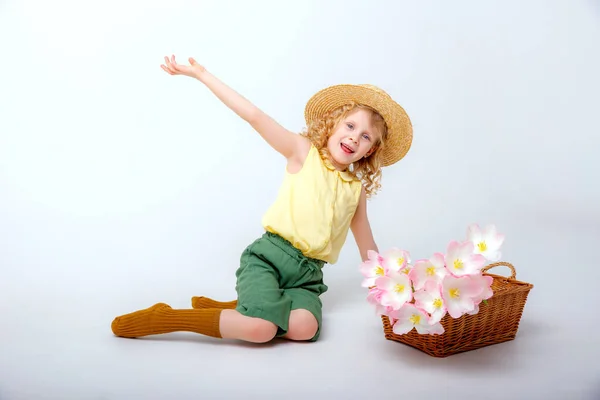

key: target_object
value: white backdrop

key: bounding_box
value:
[1,0,599,399]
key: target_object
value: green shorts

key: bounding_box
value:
[234,232,328,342]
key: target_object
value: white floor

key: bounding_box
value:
[1,219,598,400]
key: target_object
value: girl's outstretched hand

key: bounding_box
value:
[161,55,206,79]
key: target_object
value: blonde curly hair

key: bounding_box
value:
[300,101,388,197]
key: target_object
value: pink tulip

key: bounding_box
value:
[467,223,505,262]
[409,252,447,291]
[389,304,444,335]
[441,274,484,318]
[413,280,447,325]
[445,240,486,277]
[375,271,413,311]
[382,248,411,274]
[359,251,387,288]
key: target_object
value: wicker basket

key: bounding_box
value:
[381,262,534,358]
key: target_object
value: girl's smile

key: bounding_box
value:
[327,108,381,170]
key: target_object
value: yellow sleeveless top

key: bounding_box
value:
[261,144,362,264]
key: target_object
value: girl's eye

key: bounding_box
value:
[347,123,353,129]
[363,134,371,141]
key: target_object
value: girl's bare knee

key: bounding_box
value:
[285,309,318,341]
[219,310,278,343]
[246,319,278,343]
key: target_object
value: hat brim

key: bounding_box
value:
[304,84,413,167]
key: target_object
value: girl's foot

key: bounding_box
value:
[111,303,222,338]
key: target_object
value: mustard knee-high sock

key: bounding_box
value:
[111,303,222,338]
[191,296,237,309]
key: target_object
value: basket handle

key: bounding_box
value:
[481,262,516,279]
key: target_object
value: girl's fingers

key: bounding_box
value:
[162,61,179,74]
[164,56,178,69]
[161,64,174,75]
[161,55,193,76]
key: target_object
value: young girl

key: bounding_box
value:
[110,55,413,343]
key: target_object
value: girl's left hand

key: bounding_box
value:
[160,55,206,79]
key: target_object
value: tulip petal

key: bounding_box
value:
[467,223,482,242]
[361,277,376,288]
[441,275,482,318]
[430,307,447,324]
[431,252,446,269]
[392,319,414,335]
[425,321,445,335]
[360,257,387,279]
[367,249,380,261]
[467,303,480,315]
[377,272,412,310]
[383,248,411,273]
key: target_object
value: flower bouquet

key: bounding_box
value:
[360,224,534,357]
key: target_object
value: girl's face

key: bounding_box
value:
[326,108,380,170]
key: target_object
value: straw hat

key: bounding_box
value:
[304,84,413,167]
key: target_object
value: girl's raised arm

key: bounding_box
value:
[161,55,304,161]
